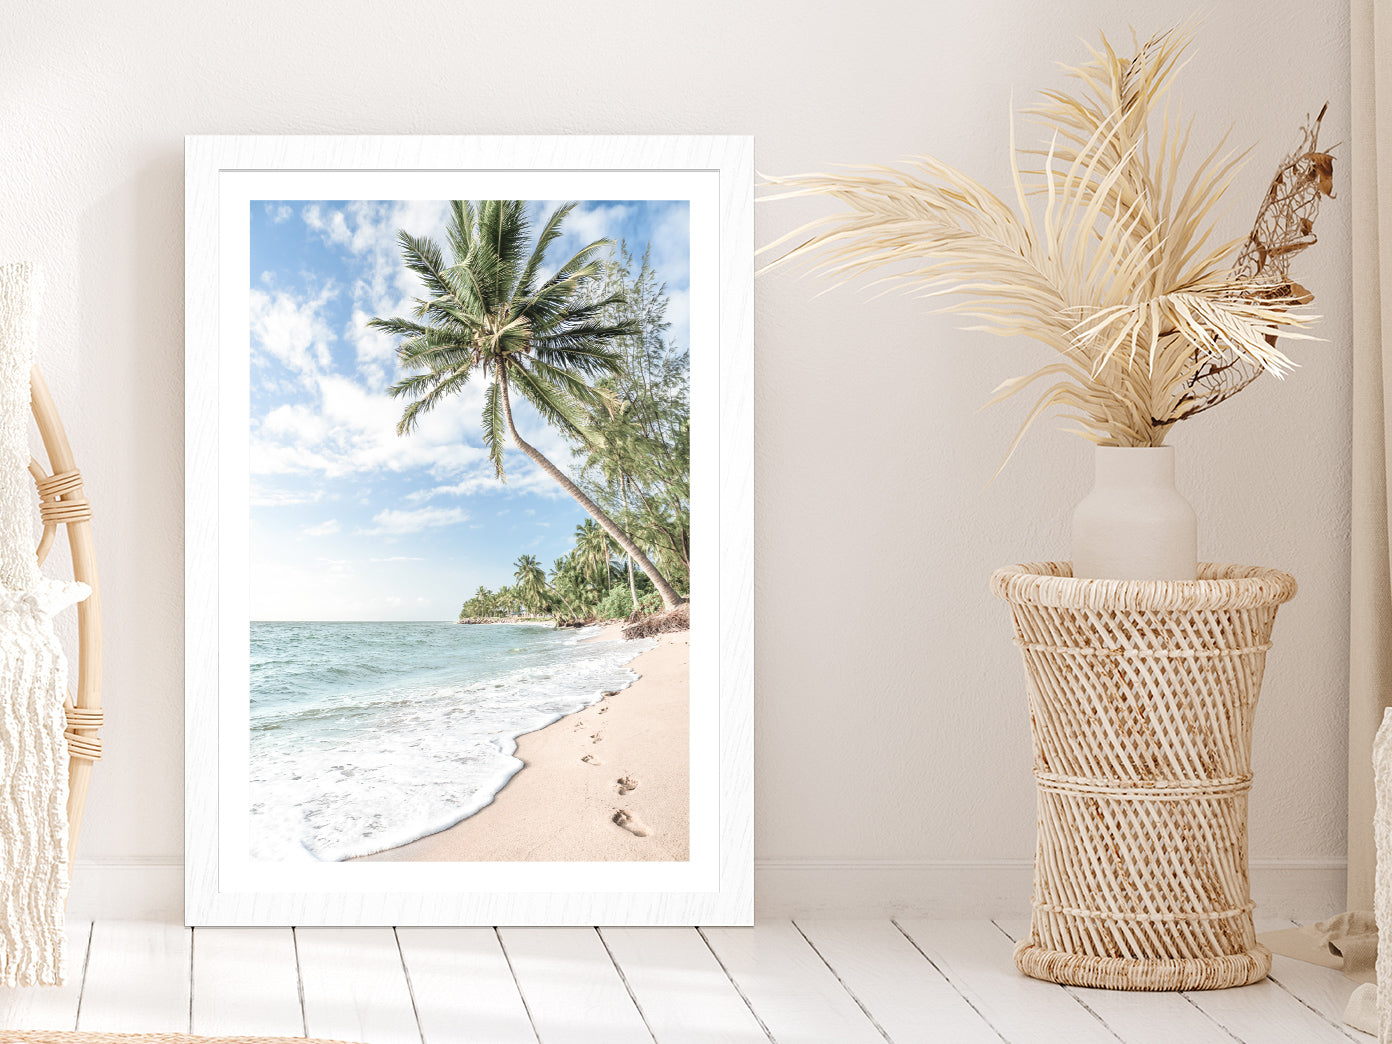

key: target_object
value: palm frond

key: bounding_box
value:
[517,202,576,296]
[391,368,473,435]
[447,201,476,269]
[760,24,1326,451]
[481,378,507,479]
[509,362,589,440]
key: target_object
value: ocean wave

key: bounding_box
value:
[248,621,653,861]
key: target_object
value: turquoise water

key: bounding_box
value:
[248,621,653,861]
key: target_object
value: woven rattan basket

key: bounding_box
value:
[991,561,1297,991]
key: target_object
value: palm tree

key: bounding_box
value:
[578,395,642,607]
[460,584,495,619]
[513,553,550,615]
[496,584,523,617]
[368,200,684,610]
[550,555,588,616]
[572,520,615,596]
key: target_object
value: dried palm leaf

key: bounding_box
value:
[761,25,1329,461]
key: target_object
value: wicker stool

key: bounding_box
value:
[991,562,1297,991]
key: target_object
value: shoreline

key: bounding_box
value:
[353,627,689,862]
[457,616,556,625]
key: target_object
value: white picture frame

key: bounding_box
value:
[184,135,753,926]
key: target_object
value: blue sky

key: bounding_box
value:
[248,199,690,621]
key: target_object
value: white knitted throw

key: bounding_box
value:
[0,262,88,987]
[1375,706,1392,1042]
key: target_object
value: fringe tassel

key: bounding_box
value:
[0,577,72,988]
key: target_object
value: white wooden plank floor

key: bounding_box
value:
[0,919,1371,1043]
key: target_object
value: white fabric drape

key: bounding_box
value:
[1349,0,1392,916]
[0,264,87,986]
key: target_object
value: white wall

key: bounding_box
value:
[2,0,1352,918]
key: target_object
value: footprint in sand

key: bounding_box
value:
[590,732,603,743]
[581,754,602,765]
[598,706,608,715]
[617,776,637,794]
[613,809,651,837]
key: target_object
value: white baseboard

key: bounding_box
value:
[1248,861,1349,921]
[64,858,1348,923]
[754,860,1037,919]
[67,859,183,922]
[752,859,1349,922]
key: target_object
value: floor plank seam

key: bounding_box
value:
[986,920,1017,945]
[695,927,776,1043]
[1177,993,1245,1043]
[788,921,893,1043]
[1264,973,1363,1042]
[1060,985,1129,1043]
[70,921,94,1033]
[594,928,658,1044]
[391,928,427,1044]
[186,928,195,1035]
[492,928,542,1043]
[889,920,1008,1044]
[291,927,309,1040]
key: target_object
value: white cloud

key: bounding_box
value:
[302,519,340,537]
[250,486,323,507]
[564,203,632,248]
[665,287,690,344]
[263,401,329,442]
[301,204,354,248]
[247,436,337,477]
[250,361,581,506]
[301,201,453,390]
[251,369,489,479]
[359,506,469,536]
[264,203,294,224]
[250,281,337,378]
[405,476,500,503]
[346,307,399,390]
[648,202,691,290]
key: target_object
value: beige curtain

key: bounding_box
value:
[1349,0,1392,912]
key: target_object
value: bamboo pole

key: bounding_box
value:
[28,365,102,876]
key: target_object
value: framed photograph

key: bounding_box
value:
[184,136,752,925]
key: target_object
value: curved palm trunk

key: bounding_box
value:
[621,475,638,609]
[550,586,579,617]
[498,372,684,610]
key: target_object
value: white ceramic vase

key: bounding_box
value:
[1071,445,1198,581]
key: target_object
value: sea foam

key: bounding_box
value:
[248,621,654,861]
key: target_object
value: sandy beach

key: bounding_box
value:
[356,626,689,862]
